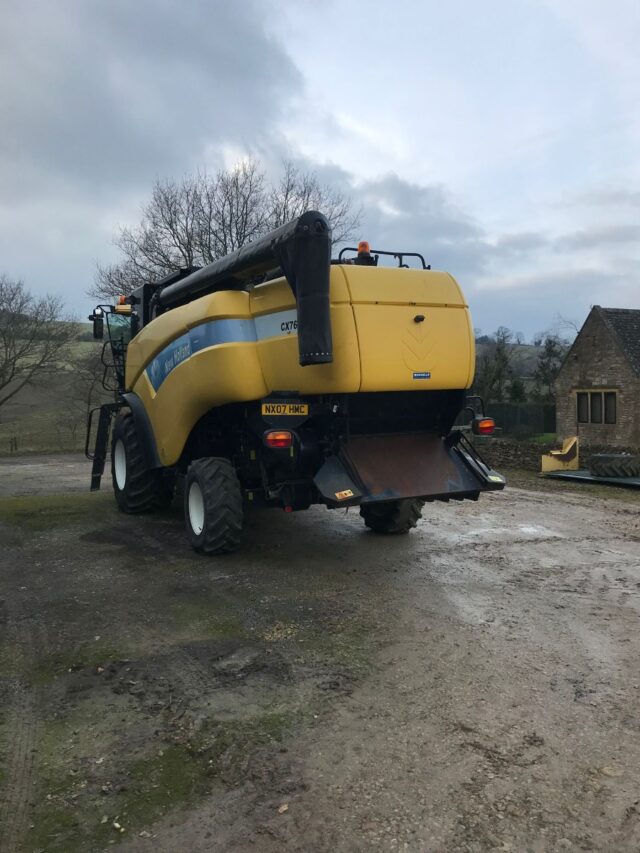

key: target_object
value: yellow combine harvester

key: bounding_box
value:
[87,211,504,553]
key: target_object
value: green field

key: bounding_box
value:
[0,339,108,456]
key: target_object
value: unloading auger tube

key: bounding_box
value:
[157,210,333,367]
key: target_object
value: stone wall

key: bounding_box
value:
[471,437,554,471]
[555,310,640,447]
[470,436,639,472]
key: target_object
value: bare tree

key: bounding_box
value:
[553,313,580,340]
[0,276,77,409]
[474,326,515,403]
[68,346,110,417]
[54,345,110,446]
[204,161,269,256]
[92,159,361,301]
[94,162,270,301]
[267,161,361,243]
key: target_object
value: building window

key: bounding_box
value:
[604,392,616,424]
[576,390,617,425]
[577,392,589,423]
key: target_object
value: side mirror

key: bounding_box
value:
[92,317,104,340]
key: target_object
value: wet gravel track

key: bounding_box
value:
[1,456,639,852]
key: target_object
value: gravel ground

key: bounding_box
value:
[0,454,89,497]
[1,455,639,852]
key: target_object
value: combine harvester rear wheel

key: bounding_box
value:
[360,499,425,534]
[185,458,243,555]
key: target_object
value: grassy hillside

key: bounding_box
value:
[0,340,108,455]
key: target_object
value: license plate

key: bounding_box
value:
[261,402,309,416]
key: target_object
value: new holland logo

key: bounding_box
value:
[401,319,434,373]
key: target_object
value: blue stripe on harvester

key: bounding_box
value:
[190,318,256,353]
[145,318,258,392]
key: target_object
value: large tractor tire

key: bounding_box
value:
[184,457,243,554]
[589,454,640,479]
[111,412,173,513]
[360,499,425,534]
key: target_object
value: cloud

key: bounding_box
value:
[468,268,634,338]
[0,0,302,314]
[555,225,640,250]
[0,0,301,201]
[476,268,606,294]
[351,173,490,279]
[492,232,549,255]
[0,0,637,339]
[570,188,640,209]
[286,163,637,336]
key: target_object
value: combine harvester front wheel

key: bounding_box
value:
[111,413,173,513]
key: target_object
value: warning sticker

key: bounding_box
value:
[335,489,354,501]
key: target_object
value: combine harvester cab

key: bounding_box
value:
[87,211,504,554]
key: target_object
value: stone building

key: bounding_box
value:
[555,306,640,448]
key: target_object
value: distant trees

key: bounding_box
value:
[508,377,527,403]
[474,326,516,403]
[533,334,568,401]
[0,275,76,410]
[93,160,361,301]
[474,325,569,405]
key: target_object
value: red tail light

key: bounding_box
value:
[473,417,495,436]
[264,430,293,448]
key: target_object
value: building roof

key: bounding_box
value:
[595,307,640,376]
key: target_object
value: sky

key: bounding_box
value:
[0,0,638,338]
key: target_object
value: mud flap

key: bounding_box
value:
[313,455,364,506]
[313,432,505,506]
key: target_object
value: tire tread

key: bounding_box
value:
[360,499,424,534]
[589,453,640,479]
[185,457,243,554]
[112,413,173,513]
